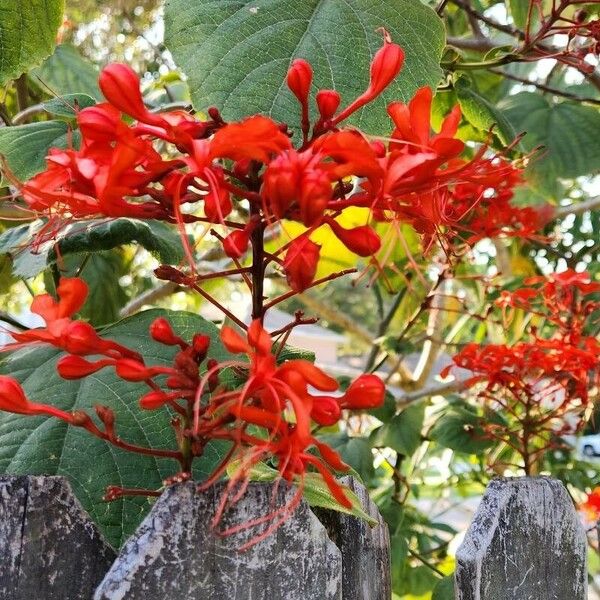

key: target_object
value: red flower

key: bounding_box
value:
[209,116,291,164]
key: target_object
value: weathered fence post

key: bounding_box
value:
[94,481,344,600]
[314,476,391,600]
[455,476,587,600]
[0,475,116,600]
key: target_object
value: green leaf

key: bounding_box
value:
[432,575,455,600]
[370,401,425,456]
[301,473,378,526]
[0,218,185,279]
[42,93,96,118]
[319,432,375,483]
[428,406,493,454]
[30,44,102,100]
[454,78,516,145]
[45,251,129,326]
[230,461,378,525]
[500,92,600,197]
[0,120,73,181]
[0,0,65,85]
[164,0,445,135]
[0,309,231,547]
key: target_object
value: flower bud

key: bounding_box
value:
[192,334,211,361]
[316,90,341,121]
[311,396,341,426]
[327,219,381,257]
[287,59,313,105]
[340,374,385,409]
[283,236,321,292]
[0,376,30,414]
[62,321,106,355]
[299,169,331,226]
[139,390,171,410]
[150,317,185,347]
[57,355,113,379]
[223,229,250,259]
[99,63,165,126]
[115,358,156,382]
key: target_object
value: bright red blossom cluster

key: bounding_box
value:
[0,278,384,514]
[15,34,532,293]
[445,270,600,473]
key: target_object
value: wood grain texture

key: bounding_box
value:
[0,475,116,600]
[95,481,342,600]
[314,476,391,600]
[455,477,587,600]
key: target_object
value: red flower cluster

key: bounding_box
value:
[444,270,600,473]
[16,32,532,297]
[0,278,384,516]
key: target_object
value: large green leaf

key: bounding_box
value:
[500,92,600,197]
[428,406,493,454]
[319,432,375,483]
[0,120,74,181]
[30,43,102,100]
[370,401,425,456]
[0,309,231,547]
[0,0,65,84]
[0,218,185,279]
[164,0,445,135]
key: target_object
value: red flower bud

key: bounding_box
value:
[287,59,313,104]
[150,317,186,347]
[283,236,321,292]
[326,219,381,256]
[95,405,116,428]
[316,90,341,121]
[299,169,331,226]
[77,103,124,142]
[223,230,250,259]
[0,376,30,414]
[99,63,164,126]
[311,396,342,426]
[192,334,211,360]
[56,356,113,379]
[333,35,404,124]
[115,358,155,382]
[340,374,385,409]
[62,321,106,355]
[139,390,171,410]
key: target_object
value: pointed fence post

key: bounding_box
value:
[94,481,343,600]
[314,476,391,600]
[455,476,587,600]
[0,475,116,600]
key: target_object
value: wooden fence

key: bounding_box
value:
[0,474,589,599]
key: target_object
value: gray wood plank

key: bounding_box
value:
[455,476,587,600]
[0,475,116,600]
[95,481,342,600]
[314,476,391,600]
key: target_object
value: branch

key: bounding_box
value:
[555,196,600,219]
[490,68,600,106]
[394,379,467,408]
